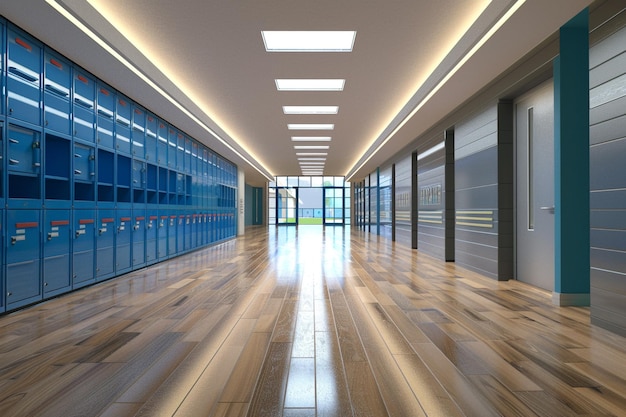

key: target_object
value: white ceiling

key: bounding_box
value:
[1,0,593,185]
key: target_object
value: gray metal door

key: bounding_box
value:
[516,81,554,290]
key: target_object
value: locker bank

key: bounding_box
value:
[0,19,238,313]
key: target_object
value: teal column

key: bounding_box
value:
[553,9,590,306]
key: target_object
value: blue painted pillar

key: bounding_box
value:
[553,9,590,306]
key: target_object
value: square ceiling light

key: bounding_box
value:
[288,124,334,130]
[291,136,332,142]
[283,106,338,115]
[262,31,356,52]
[276,79,345,91]
[296,153,327,156]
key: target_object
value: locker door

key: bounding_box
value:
[185,213,192,250]
[167,215,177,256]
[0,208,3,313]
[132,212,146,268]
[146,213,158,265]
[96,210,115,280]
[73,210,96,287]
[73,72,95,143]
[158,214,169,260]
[43,210,71,297]
[177,213,185,252]
[116,97,132,155]
[157,122,168,166]
[7,29,41,125]
[96,86,114,149]
[132,106,145,158]
[7,124,41,175]
[43,51,71,135]
[6,210,41,309]
[145,114,157,163]
[116,211,132,273]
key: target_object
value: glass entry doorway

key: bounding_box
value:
[277,187,297,224]
[324,188,344,225]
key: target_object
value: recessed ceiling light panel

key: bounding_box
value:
[296,153,328,156]
[288,124,334,130]
[291,136,332,142]
[283,106,338,115]
[294,145,330,150]
[262,31,356,52]
[276,79,345,91]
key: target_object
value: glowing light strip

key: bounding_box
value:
[346,0,526,182]
[46,0,273,181]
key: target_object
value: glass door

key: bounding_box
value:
[277,187,297,225]
[323,187,344,225]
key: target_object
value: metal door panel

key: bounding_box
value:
[43,210,71,295]
[516,81,555,290]
[96,209,115,279]
[73,210,95,286]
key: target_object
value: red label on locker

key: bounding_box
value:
[16,222,38,229]
[51,220,70,226]
[15,37,32,51]
[101,218,114,223]
[79,219,95,225]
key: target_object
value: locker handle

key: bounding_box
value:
[45,83,69,97]
[74,97,94,108]
[8,66,38,82]
[97,108,114,119]
[9,158,20,165]
[74,153,82,158]
[75,169,82,175]
[9,138,19,144]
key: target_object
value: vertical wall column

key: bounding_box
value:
[497,100,514,280]
[444,129,455,261]
[553,9,590,305]
[237,169,245,236]
[391,164,396,242]
[411,151,418,249]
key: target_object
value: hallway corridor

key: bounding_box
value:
[1,226,625,416]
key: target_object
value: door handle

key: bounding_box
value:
[540,206,555,212]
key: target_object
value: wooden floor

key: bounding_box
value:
[1,226,626,417]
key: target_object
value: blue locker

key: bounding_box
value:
[0,21,4,116]
[73,210,96,287]
[116,209,132,274]
[73,72,95,142]
[177,211,186,253]
[44,133,71,203]
[42,209,71,297]
[7,125,41,203]
[132,159,146,190]
[184,137,192,174]
[116,97,131,160]
[157,212,168,260]
[116,125,131,155]
[146,211,158,265]
[96,85,114,149]
[6,210,42,310]
[132,210,146,269]
[95,209,115,280]
[176,133,185,172]
[157,121,168,166]
[7,29,42,126]
[132,106,145,158]
[73,142,95,181]
[145,114,157,163]
[43,51,71,135]
[7,124,41,175]
[184,213,192,251]
[167,213,177,256]
[116,95,131,128]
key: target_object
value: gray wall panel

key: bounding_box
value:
[455,251,498,278]
[591,189,626,209]
[455,146,498,191]
[455,186,498,209]
[589,113,626,146]
[590,94,626,125]
[417,147,445,259]
[590,137,626,189]
[590,209,626,229]
[591,248,626,273]
[591,229,626,251]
